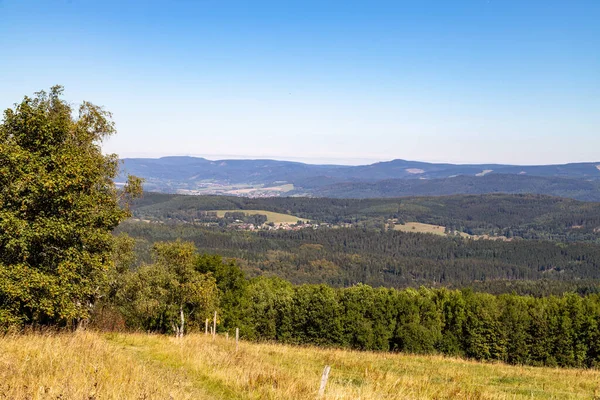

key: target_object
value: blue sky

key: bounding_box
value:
[1,0,598,165]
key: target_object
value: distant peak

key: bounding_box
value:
[159,156,207,161]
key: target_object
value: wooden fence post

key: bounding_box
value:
[318,365,331,398]
[226,332,229,340]
[212,311,217,340]
[205,318,208,335]
[235,327,239,352]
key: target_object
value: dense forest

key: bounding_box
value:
[116,220,600,294]
[237,278,600,368]
[131,192,600,242]
[306,174,600,201]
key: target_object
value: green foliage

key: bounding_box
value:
[292,284,344,346]
[117,220,600,291]
[240,276,294,341]
[0,86,141,328]
[232,280,600,368]
[339,284,377,350]
[116,241,219,334]
[200,254,248,331]
[111,233,137,275]
[110,241,248,335]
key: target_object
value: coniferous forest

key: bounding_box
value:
[117,220,600,291]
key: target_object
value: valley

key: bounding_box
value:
[117,192,600,295]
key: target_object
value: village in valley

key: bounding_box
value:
[133,210,345,231]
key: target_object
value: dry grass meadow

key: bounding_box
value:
[212,209,307,224]
[393,222,452,236]
[1,331,599,399]
[393,222,510,241]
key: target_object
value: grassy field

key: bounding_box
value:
[393,222,509,241]
[393,222,472,237]
[1,331,599,399]
[393,222,447,235]
[212,209,307,223]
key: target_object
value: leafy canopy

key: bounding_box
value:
[0,86,141,327]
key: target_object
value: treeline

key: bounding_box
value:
[240,279,600,368]
[101,239,600,368]
[464,279,600,297]
[131,193,600,242]
[116,221,600,291]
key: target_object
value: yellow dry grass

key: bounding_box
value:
[1,331,599,399]
[212,210,307,223]
[393,222,465,237]
[393,223,510,241]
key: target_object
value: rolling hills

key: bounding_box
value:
[118,156,600,200]
[120,192,600,292]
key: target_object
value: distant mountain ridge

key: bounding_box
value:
[118,156,600,200]
[310,174,600,201]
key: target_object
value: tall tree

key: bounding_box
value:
[0,86,142,327]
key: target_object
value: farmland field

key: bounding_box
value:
[392,222,473,237]
[393,222,509,241]
[1,331,598,399]
[393,222,449,235]
[212,209,307,223]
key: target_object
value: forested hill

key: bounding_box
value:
[131,193,600,242]
[308,174,600,201]
[122,192,600,295]
[119,156,600,199]
[117,220,600,294]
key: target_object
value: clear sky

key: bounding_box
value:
[1,0,599,165]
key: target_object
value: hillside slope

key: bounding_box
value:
[118,220,600,288]
[1,331,597,399]
[308,174,600,201]
[130,192,600,241]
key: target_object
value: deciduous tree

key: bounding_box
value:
[0,86,141,327]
